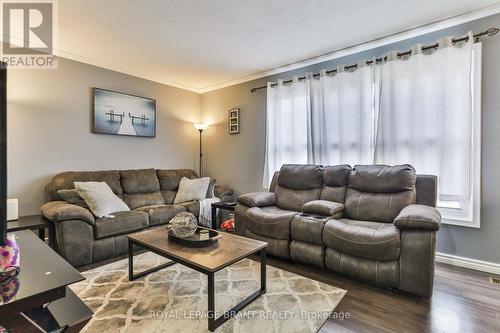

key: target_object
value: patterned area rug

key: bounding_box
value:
[71,252,346,333]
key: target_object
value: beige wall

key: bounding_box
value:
[201,79,268,197]
[201,14,500,265]
[8,57,201,215]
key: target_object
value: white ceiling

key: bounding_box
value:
[57,0,500,93]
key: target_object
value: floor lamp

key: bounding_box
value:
[193,123,208,177]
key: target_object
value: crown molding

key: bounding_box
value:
[196,3,500,93]
[6,3,499,94]
[53,50,204,93]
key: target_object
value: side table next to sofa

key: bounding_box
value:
[7,214,55,247]
[211,202,236,229]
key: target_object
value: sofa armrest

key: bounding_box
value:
[394,204,441,231]
[237,192,276,207]
[41,201,95,226]
[302,200,344,217]
[214,185,234,201]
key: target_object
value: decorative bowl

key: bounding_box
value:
[167,212,198,238]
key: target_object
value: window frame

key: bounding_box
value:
[437,42,482,228]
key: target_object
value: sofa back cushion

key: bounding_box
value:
[120,169,164,209]
[45,170,123,202]
[275,164,323,211]
[269,171,280,192]
[157,169,198,204]
[344,164,416,223]
[320,165,351,203]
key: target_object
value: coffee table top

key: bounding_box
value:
[128,228,267,273]
[1,230,84,308]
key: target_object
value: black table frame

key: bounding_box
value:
[7,214,54,247]
[128,238,266,332]
[0,231,91,332]
[211,202,236,229]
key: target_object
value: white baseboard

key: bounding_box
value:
[436,252,500,276]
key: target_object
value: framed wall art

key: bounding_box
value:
[228,108,239,134]
[92,88,156,138]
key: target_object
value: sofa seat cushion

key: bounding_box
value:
[177,200,200,217]
[246,206,298,240]
[135,204,186,226]
[323,218,400,261]
[94,211,149,239]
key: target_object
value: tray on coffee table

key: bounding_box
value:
[168,227,221,247]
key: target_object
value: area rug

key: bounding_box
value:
[70,252,346,333]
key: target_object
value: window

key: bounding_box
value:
[437,43,481,228]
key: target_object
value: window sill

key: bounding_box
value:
[441,217,480,228]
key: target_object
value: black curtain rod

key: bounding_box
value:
[250,27,499,93]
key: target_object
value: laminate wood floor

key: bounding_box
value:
[80,253,500,333]
[264,256,500,333]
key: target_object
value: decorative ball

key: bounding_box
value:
[168,212,198,238]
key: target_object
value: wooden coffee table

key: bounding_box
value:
[127,228,267,331]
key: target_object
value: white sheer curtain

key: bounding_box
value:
[263,68,375,187]
[263,77,312,188]
[374,32,474,203]
[263,32,476,203]
[310,66,376,166]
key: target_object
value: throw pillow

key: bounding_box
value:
[174,177,210,204]
[74,181,130,218]
[206,178,216,198]
[57,189,88,208]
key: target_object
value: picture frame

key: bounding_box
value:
[228,108,239,134]
[92,87,157,138]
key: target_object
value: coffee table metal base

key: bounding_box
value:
[128,239,266,332]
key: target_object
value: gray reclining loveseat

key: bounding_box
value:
[235,164,441,297]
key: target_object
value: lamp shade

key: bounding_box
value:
[193,123,209,131]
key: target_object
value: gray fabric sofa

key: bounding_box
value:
[235,164,441,297]
[41,168,233,267]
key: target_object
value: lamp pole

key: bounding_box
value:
[198,128,203,177]
[194,123,208,177]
